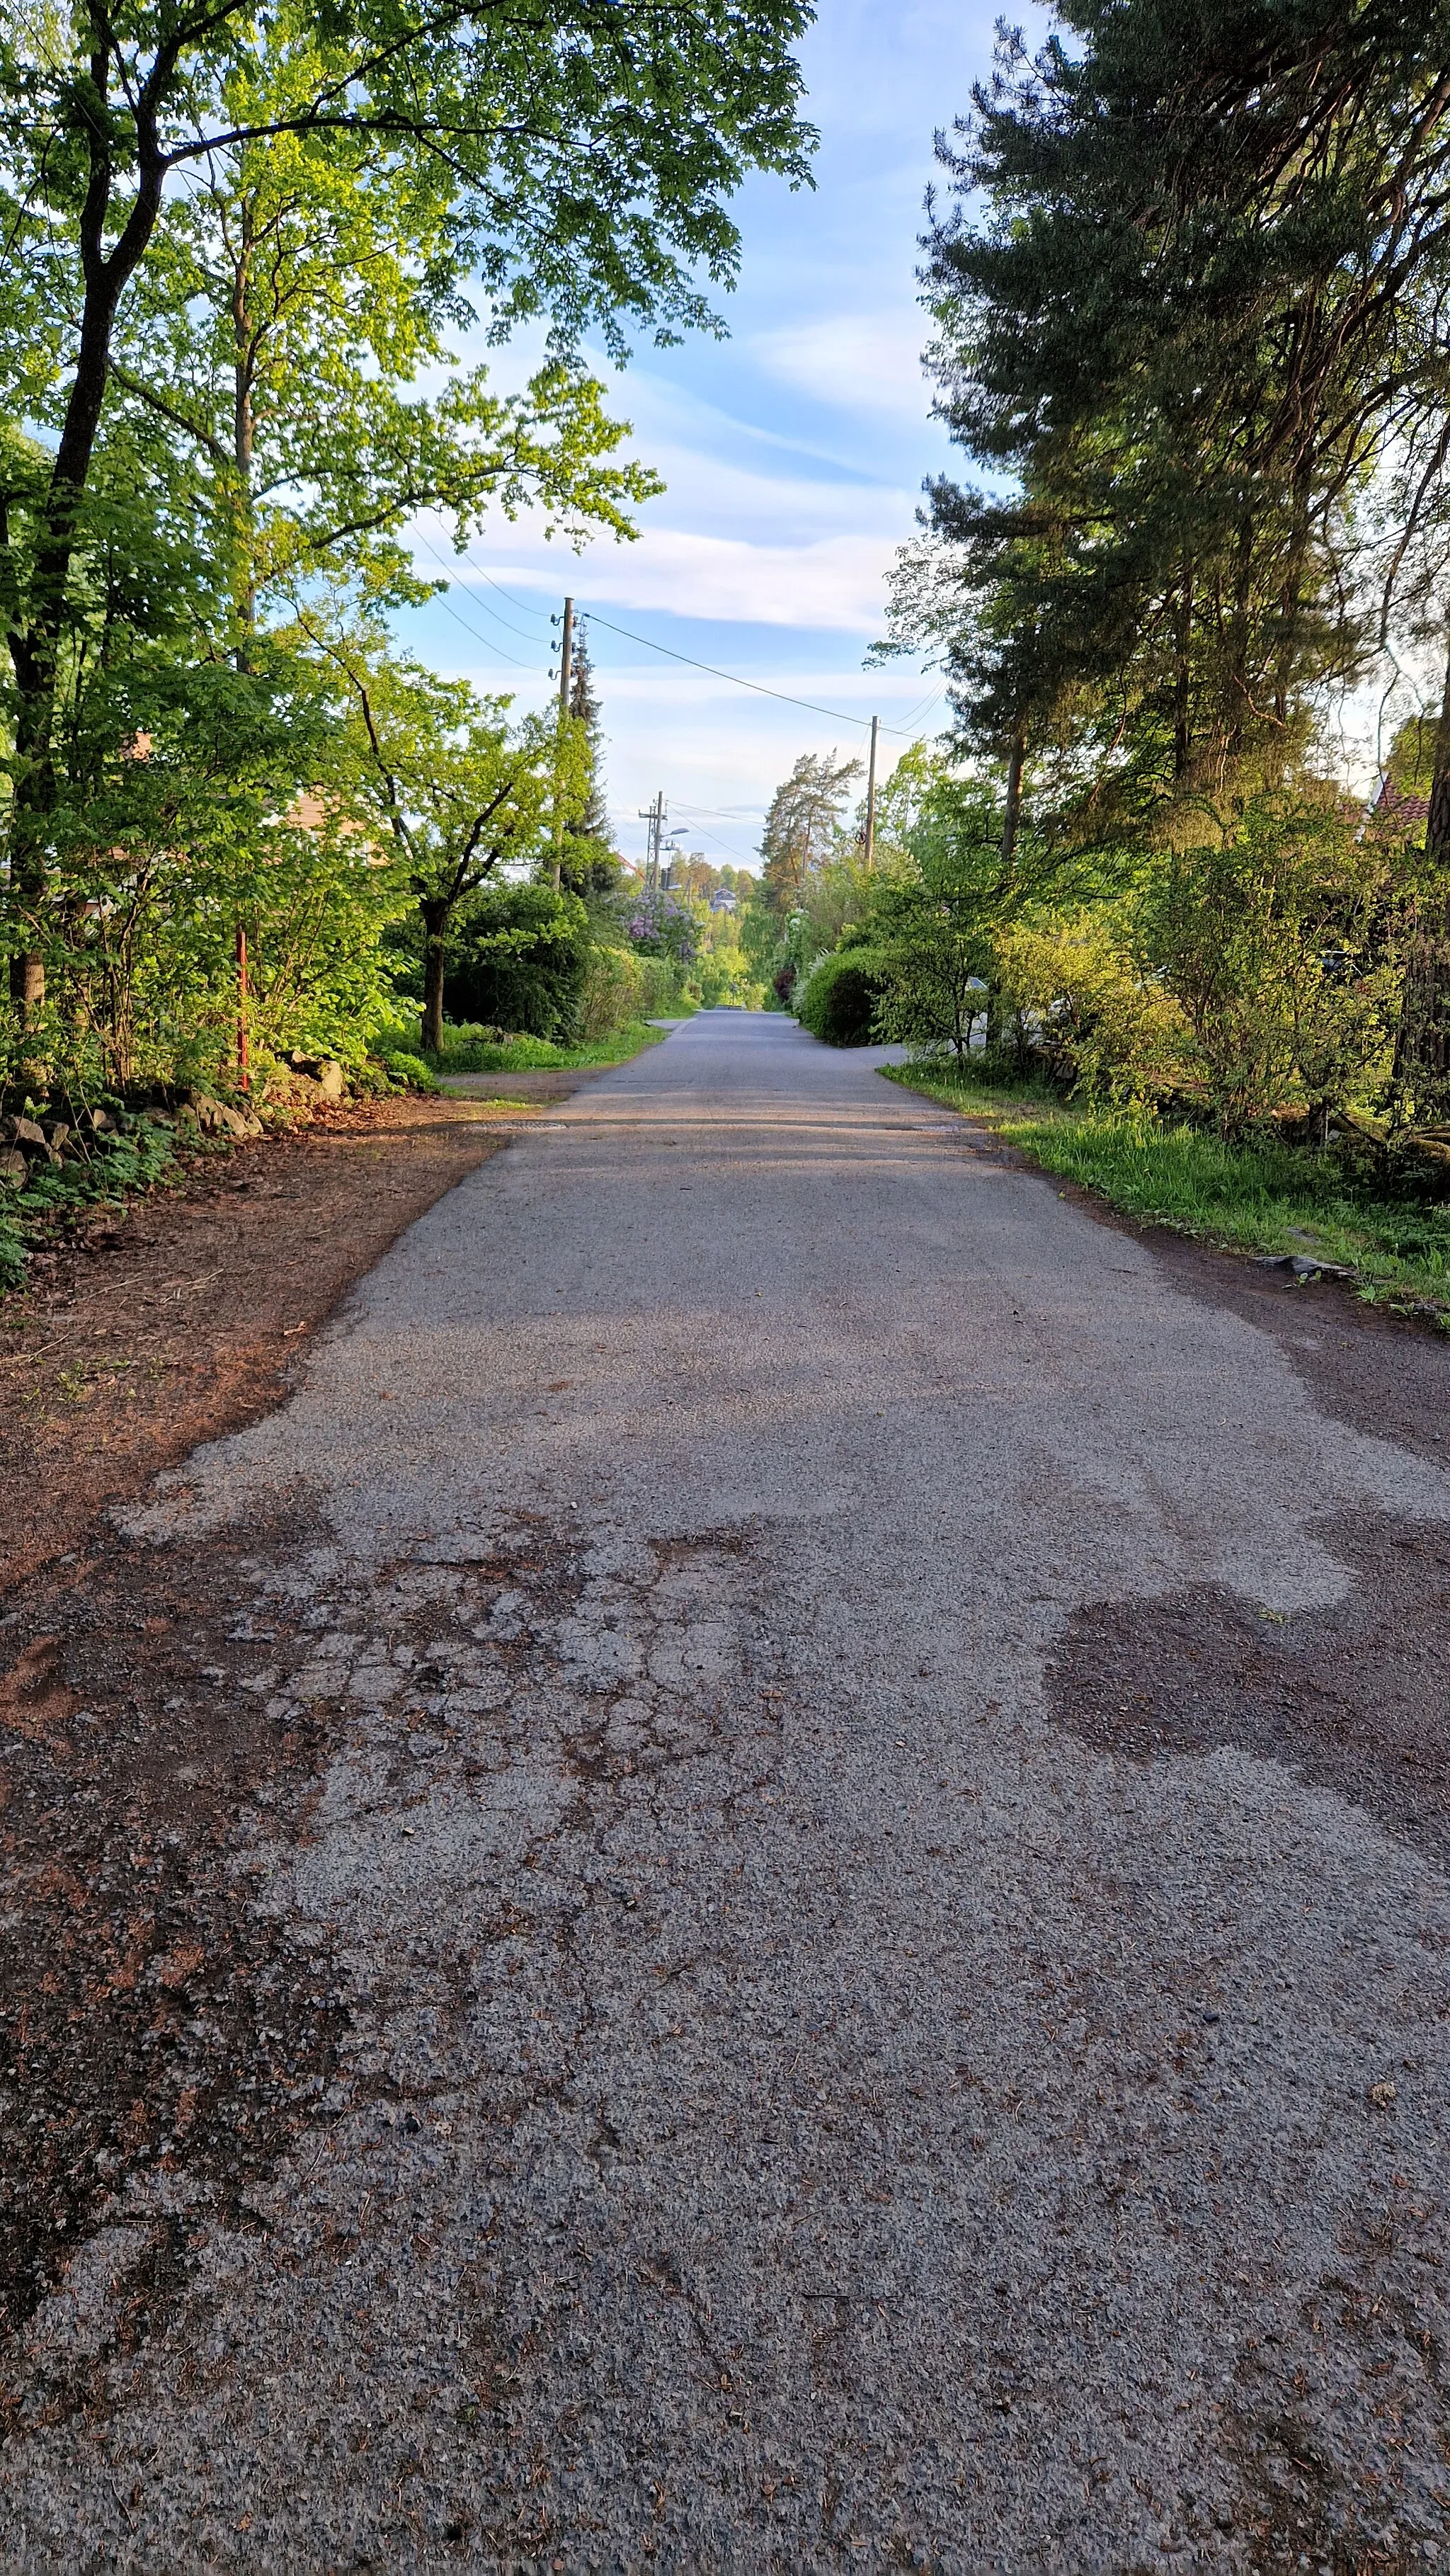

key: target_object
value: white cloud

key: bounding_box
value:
[451,523,902,634]
[749,313,932,423]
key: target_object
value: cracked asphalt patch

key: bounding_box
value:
[3,1010,1450,2570]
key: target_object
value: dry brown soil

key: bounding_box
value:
[0,1085,576,1590]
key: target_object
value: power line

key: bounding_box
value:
[580,608,924,737]
[435,538,943,742]
[474,564,554,627]
[671,798,769,821]
[413,540,549,671]
[437,564,554,647]
[665,822,760,867]
[898,682,947,727]
[426,586,535,671]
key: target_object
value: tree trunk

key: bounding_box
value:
[1272,472,1312,744]
[1391,629,1450,1124]
[8,948,45,1019]
[1223,507,1256,770]
[6,36,166,1026]
[421,900,450,1055]
[231,215,258,651]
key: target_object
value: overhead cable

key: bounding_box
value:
[579,608,925,738]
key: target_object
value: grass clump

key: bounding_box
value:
[884,1058,1450,1318]
[427,1019,668,1075]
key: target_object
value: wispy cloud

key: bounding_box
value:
[451,524,906,634]
[749,313,932,424]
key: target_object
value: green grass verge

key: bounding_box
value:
[883,1059,1450,1320]
[432,1020,668,1076]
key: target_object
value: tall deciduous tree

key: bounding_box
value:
[0,0,816,1012]
[102,105,663,647]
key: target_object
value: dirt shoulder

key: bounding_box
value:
[0,1076,584,1593]
[0,1068,610,2423]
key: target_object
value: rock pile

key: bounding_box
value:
[273,1052,348,1107]
[0,1107,118,1189]
[182,1093,266,1141]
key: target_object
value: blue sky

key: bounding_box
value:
[402,0,1007,876]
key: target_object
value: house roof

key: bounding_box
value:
[1374,777,1432,826]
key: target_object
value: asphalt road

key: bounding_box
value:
[7,1010,1450,2570]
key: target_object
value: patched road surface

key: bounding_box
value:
[4,1012,1450,2570]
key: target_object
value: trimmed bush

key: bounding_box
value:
[794,948,887,1047]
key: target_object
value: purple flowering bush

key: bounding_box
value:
[622,889,700,966]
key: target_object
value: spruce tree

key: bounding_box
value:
[567,630,612,844]
[559,627,620,894]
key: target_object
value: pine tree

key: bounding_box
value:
[567,629,612,842]
[559,626,620,894]
[884,0,1450,836]
[758,751,862,913]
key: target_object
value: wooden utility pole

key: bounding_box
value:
[559,595,575,713]
[864,714,879,867]
[552,595,575,889]
[637,791,665,887]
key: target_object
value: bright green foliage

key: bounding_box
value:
[0,642,405,1096]
[88,92,663,666]
[1136,790,1403,1139]
[692,952,765,1010]
[869,782,1002,1060]
[995,908,1188,1104]
[380,1050,439,1094]
[576,941,654,1038]
[0,0,816,1098]
[380,1018,664,1075]
[750,748,865,997]
[331,644,580,1052]
[446,883,590,1042]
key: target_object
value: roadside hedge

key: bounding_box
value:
[794,947,888,1047]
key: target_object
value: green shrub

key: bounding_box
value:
[693,952,766,1009]
[795,947,887,1046]
[1135,789,1400,1139]
[445,884,589,1040]
[578,942,647,1039]
[636,953,691,1016]
[382,1050,438,1092]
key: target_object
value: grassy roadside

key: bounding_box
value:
[884,1059,1450,1321]
[423,1018,670,1077]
